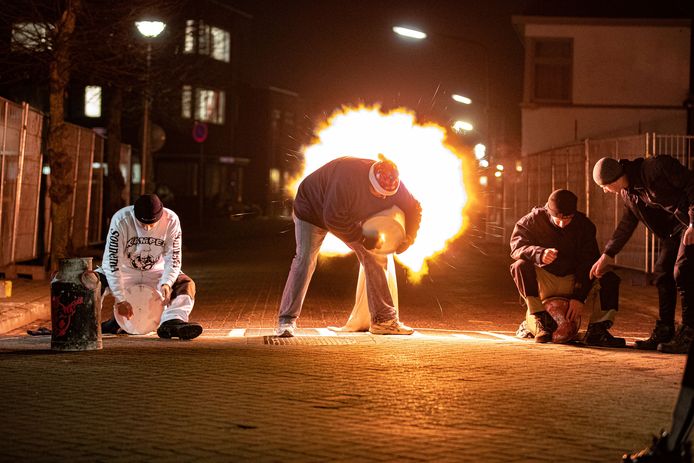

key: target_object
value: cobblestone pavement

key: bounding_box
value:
[0,218,684,461]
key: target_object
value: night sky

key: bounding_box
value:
[224,0,693,143]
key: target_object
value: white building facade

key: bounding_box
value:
[512,16,691,156]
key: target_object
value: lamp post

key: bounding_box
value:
[135,20,166,195]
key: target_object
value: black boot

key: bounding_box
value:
[658,325,694,354]
[622,432,692,462]
[531,311,556,343]
[584,320,626,347]
[101,317,122,335]
[635,321,675,350]
[157,319,203,340]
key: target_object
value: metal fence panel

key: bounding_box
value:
[12,105,43,262]
[506,133,694,274]
[88,136,104,244]
[0,99,43,267]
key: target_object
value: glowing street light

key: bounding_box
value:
[135,21,165,38]
[392,26,427,40]
[452,94,472,105]
[452,120,473,133]
[474,143,486,160]
[496,164,504,171]
[479,159,489,168]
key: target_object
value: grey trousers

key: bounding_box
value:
[278,217,398,325]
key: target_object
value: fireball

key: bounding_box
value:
[290,105,469,282]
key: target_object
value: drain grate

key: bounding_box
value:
[263,336,359,346]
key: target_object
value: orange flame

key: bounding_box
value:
[289,105,470,283]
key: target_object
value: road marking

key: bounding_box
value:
[451,333,475,340]
[315,328,337,336]
[227,329,246,337]
[478,331,524,342]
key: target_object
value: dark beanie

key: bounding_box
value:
[134,194,163,224]
[546,189,577,218]
[592,157,624,186]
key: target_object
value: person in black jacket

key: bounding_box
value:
[592,155,694,354]
[510,189,625,347]
[622,339,694,462]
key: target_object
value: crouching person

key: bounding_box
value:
[509,189,625,347]
[97,194,202,340]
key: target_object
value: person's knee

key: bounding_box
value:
[674,263,693,289]
[172,274,196,300]
[599,271,620,290]
[510,259,533,277]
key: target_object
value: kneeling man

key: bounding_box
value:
[98,194,202,340]
[510,189,624,347]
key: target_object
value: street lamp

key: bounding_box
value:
[452,120,474,133]
[135,20,166,195]
[452,94,472,105]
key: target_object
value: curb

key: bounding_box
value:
[0,302,49,335]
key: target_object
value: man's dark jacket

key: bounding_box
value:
[510,207,599,301]
[604,156,694,257]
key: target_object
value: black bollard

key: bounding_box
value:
[51,257,102,351]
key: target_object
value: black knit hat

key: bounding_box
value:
[134,194,163,224]
[592,157,624,186]
[546,189,577,218]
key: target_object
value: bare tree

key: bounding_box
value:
[0,0,188,270]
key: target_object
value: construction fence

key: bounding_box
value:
[495,133,694,273]
[0,96,132,271]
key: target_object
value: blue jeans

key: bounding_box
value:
[278,217,397,325]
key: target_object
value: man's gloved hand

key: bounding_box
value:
[115,301,134,320]
[361,233,382,250]
[396,236,413,254]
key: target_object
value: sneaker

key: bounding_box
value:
[658,325,694,354]
[369,319,415,335]
[275,322,296,337]
[635,321,675,350]
[516,320,533,339]
[101,317,122,335]
[157,319,203,340]
[531,312,554,343]
[584,320,626,348]
[622,432,692,462]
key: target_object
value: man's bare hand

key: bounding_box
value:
[160,284,172,305]
[566,299,584,323]
[542,248,558,265]
[590,253,613,278]
[684,225,694,246]
[115,301,134,320]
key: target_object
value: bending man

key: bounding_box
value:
[276,156,422,337]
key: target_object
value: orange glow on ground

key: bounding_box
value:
[290,105,470,282]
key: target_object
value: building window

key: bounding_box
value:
[183,19,230,62]
[181,85,192,118]
[210,27,230,62]
[184,20,195,54]
[181,85,226,124]
[528,37,572,103]
[11,22,50,52]
[84,86,102,117]
[195,88,225,124]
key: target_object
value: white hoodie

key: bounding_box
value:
[101,206,182,303]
